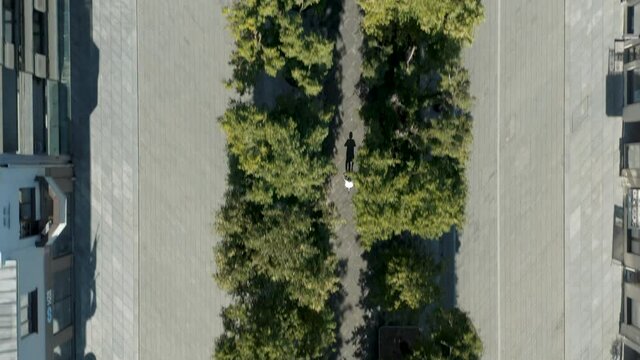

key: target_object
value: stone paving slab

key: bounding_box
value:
[458,0,623,359]
[72,0,140,359]
[73,0,234,359]
[563,1,623,359]
[136,0,234,359]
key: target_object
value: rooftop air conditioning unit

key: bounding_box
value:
[35,53,47,79]
[34,0,46,12]
[4,43,14,69]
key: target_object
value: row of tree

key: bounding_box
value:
[353,0,484,248]
[353,0,484,359]
[411,307,484,359]
[214,1,339,358]
[365,239,483,359]
[225,0,334,96]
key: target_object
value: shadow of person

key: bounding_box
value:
[345,131,356,172]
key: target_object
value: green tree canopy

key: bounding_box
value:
[215,195,338,311]
[353,147,466,248]
[220,99,334,204]
[215,282,336,360]
[410,308,483,360]
[226,0,334,96]
[354,3,477,246]
[368,239,441,311]
[358,0,484,44]
[360,45,473,162]
[357,0,477,166]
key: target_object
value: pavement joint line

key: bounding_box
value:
[495,0,502,357]
[562,0,567,357]
[134,0,141,358]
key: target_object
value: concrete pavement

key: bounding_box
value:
[71,0,140,358]
[458,0,623,358]
[70,0,625,359]
[136,0,233,359]
[72,0,233,359]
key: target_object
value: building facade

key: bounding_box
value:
[617,2,640,359]
[0,0,72,359]
[0,157,74,359]
[1,0,71,157]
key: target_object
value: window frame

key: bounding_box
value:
[19,289,38,337]
[3,0,15,44]
[19,187,38,238]
[32,8,46,55]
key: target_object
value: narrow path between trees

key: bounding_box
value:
[328,0,366,358]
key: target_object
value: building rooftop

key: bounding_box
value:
[0,260,18,359]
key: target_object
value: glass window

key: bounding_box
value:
[625,45,640,64]
[627,144,640,169]
[52,269,72,333]
[58,0,70,80]
[629,227,640,255]
[56,0,71,155]
[628,69,640,105]
[629,5,636,35]
[2,68,18,153]
[33,10,46,55]
[19,187,38,238]
[629,5,640,36]
[628,189,640,229]
[20,289,38,337]
[625,269,640,283]
[33,78,47,153]
[3,0,14,44]
[630,238,640,256]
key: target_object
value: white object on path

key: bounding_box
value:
[344,177,354,192]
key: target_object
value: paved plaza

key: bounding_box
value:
[71,0,140,358]
[69,0,626,359]
[458,0,624,359]
[136,0,233,358]
[72,0,233,359]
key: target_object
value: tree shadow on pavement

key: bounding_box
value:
[437,228,459,309]
[252,73,296,110]
[349,241,401,360]
[328,258,349,359]
[321,0,346,161]
[350,308,382,360]
[349,233,455,359]
[70,0,100,358]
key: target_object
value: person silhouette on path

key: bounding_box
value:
[345,131,356,172]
